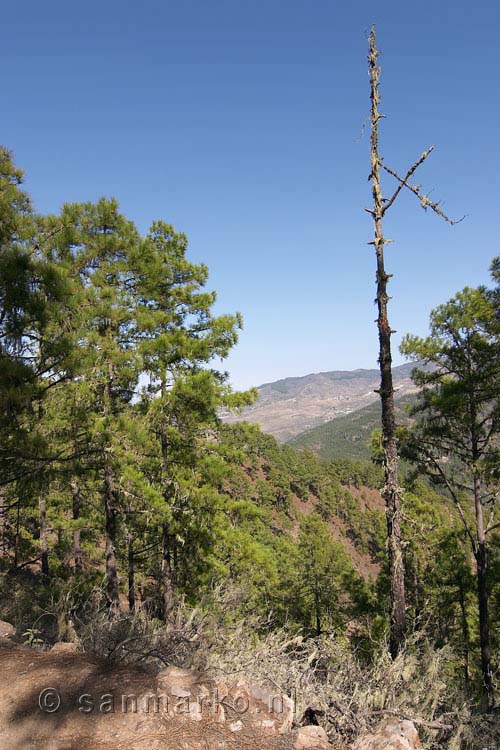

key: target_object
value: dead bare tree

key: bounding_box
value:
[366,26,462,658]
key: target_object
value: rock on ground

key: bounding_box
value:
[352,718,421,750]
[294,724,329,749]
[50,642,78,654]
[157,667,294,734]
[0,620,15,639]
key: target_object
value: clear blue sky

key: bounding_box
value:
[2,1,499,389]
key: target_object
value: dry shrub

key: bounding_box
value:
[198,621,468,748]
[75,590,211,669]
[71,585,491,750]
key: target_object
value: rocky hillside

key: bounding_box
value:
[289,393,415,462]
[224,363,418,442]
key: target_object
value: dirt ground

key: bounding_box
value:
[0,643,297,750]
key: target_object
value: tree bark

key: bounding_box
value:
[39,492,49,577]
[13,499,20,569]
[0,492,5,557]
[457,574,470,692]
[127,533,135,613]
[104,461,120,612]
[368,28,406,658]
[161,522,175,622]
[102,360,120,614]
[70,478,83,570]
[160,406,176,623]
[469,366,494,708]
[476,544,493,709]
[314,586,321,636]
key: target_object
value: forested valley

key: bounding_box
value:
[0,143,499,749]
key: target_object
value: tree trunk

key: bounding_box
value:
[39,492,49,577]
[0,492,5,557]
[314,586,321,636]
[70,478,83,570]
[103,364,120,614]
[104,463,120,613]
[412,564,422,632]
[127,534,135,613]
[13,500,20,569]
[470,393,494,708]
[161,522,175,623]
[457,575,470,692]
[476,544,493,709]
[368,28,406,658]
[160,416,175,623]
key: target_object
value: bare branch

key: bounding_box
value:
[381,160,465,225]
[485,520,500,535]
[381,147,434,216]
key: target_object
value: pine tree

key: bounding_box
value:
[0,148,75,574]
[401,283,499,708]
[131,221,253,619]
[48,198,142,610]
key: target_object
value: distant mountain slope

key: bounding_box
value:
[288,393,415,461]
[223,363,418,442]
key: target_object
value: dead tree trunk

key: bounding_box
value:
[366,27,459,658]
[368,29,406,657]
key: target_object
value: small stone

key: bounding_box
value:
[229,720,243,732]
[261,718,276,731]
[51,642,78,653]
[0,620,15,640]
[294,725,329,749]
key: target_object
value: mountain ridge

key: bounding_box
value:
[224,362,418,442]
[258,362,415,390]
